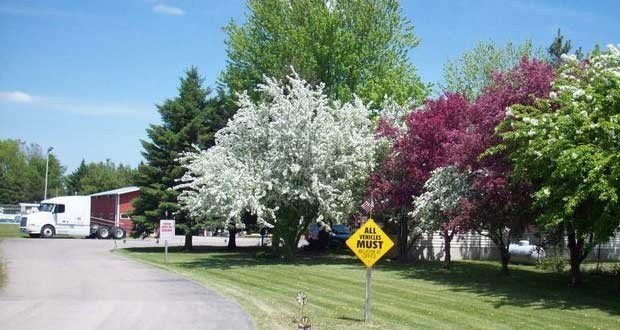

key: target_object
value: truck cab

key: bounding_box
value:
[20,196,91,238]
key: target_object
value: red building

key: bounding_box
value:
[90,186,140,234]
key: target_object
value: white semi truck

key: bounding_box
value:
[19,195,126,239]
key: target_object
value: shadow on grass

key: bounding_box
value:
[336,316,364,322]
[122,245,360,269]
[377,260,620,316]
[122,245,620,316]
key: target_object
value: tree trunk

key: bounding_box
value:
[499,245,510,275]
[273,217,297,259]
[567,232,583,286]
[271,230,280,254]
[485,230,510,275]
[443,230,453,269]
[283,232,297,260]
[227,228,237,250]
[398,213,409,262]
[184,233,193,251]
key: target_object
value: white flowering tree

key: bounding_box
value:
[411,166,469,268]
[176,73,375,257]
[498,45,620,285]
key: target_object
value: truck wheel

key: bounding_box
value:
[111,227,125,239]
[90,225,100,238]
[41,225,55,238]
[97,226,111,239]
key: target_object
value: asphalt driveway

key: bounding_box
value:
[0,238,253,330]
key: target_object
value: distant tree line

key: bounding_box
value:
[0,139,136,204]
[65,159,136,195]
[0,140,63,204]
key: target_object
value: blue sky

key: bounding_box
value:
[1,0,618,173]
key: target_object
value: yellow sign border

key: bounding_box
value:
[346,218,394,268]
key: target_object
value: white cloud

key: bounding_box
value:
[153,4,185,16]
[0,91,153,118]
[0,91,33,103]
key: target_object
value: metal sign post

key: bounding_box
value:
[365,267,372,322]
[345,218,394,324]
[159,219,175,263]
[164,240,169,262]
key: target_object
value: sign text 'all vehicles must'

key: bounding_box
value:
[346,219,394,268]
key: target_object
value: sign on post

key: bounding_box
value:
[160,219,175,262]
[345,218,394,323]
[346,218,394,268]
[160,219,175,240]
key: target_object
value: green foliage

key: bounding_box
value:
[0,140,27,204]
[0,139,64,203]
[501,48,620,240]
[64,159,87,195]
[133,67,234,243]
[498,45,620,284]
[221,0,428,107]
[536,255,568,273]
[594,263,620,277]
[547,28,582,66]
[442,39,543,100]
[65,159,136,195]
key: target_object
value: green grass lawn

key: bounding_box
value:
[116,246,620,330]
[0,223,23,239]
[0,223,24,287]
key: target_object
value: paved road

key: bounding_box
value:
[0,238,253,330]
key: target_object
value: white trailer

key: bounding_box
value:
[19,195,125,239]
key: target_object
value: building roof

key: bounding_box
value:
[90,186,140,197]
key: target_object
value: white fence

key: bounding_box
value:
[0,204,20,223]
[404,230,620,261]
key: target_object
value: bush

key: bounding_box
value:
[586,263,620,278]
[536,256,567,273]
[609,264,620,277]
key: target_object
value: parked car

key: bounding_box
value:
[306,223,351,249]
[329,224,351,248]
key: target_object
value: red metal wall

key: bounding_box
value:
[119,191,140,233]
[90,195,116,227]
[90,190,140,233]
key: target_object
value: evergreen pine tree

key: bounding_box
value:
[133,67,233,250]
[548,29,573,67]
[65,159,87,195]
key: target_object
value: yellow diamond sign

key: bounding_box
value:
[346,219,394,268]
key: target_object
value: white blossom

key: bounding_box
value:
[505,106,515,118]
[572,89,585,99]
[410,166,469,233]
[380,97,414,131]
[560,53,578,63]
[176,72,375,229]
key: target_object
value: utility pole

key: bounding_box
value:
[44,146,54,200]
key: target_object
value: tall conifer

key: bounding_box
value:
[133,67,233,250]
